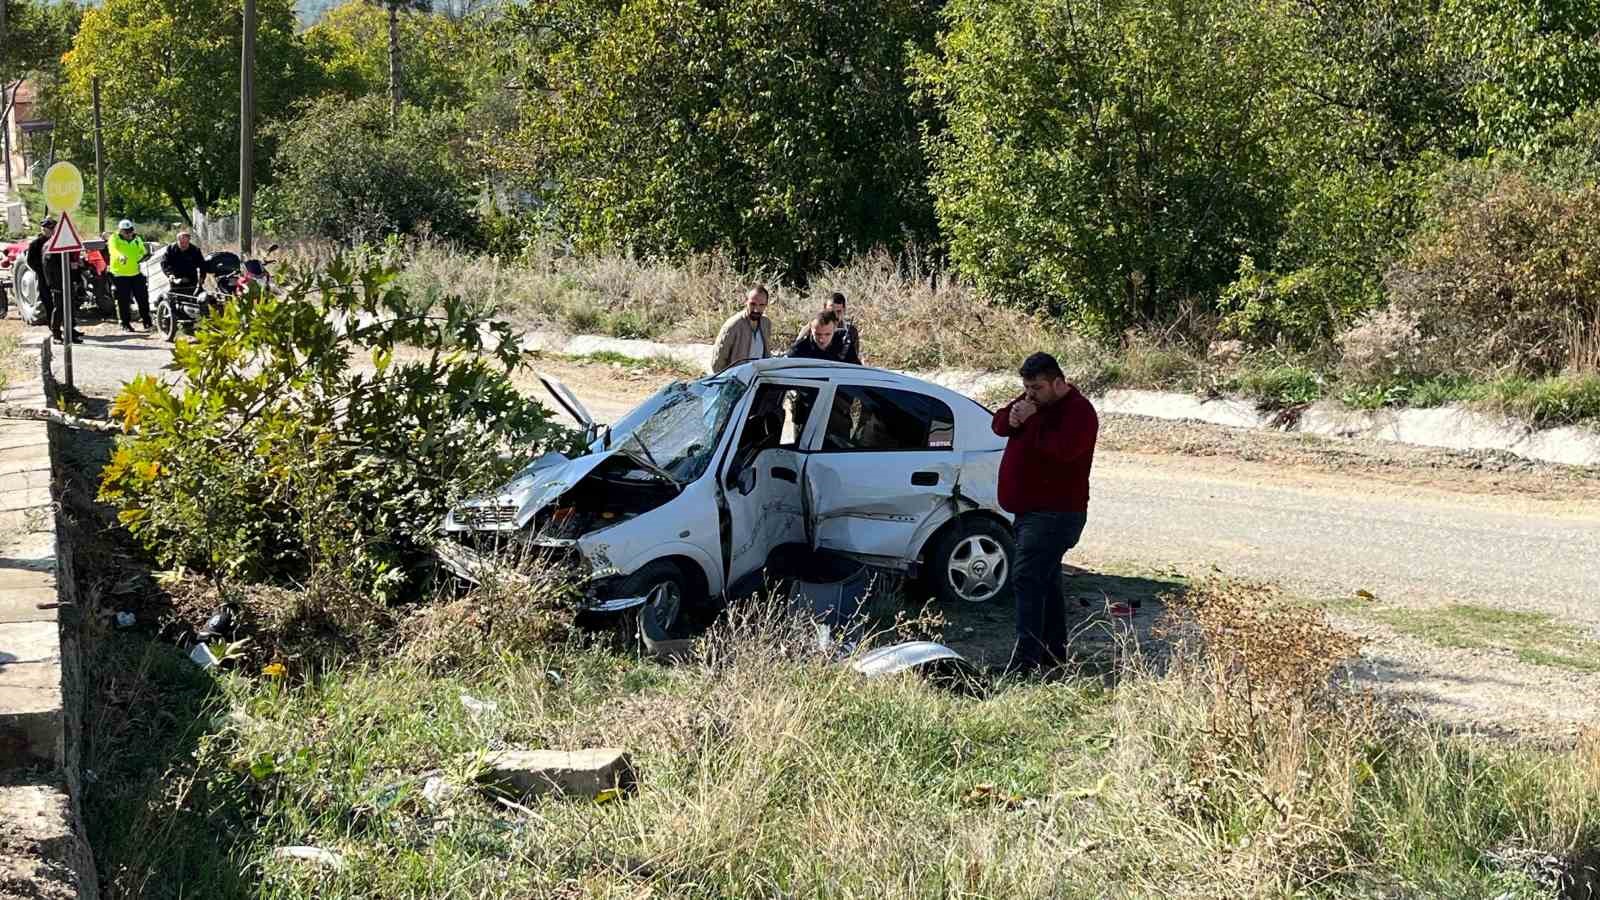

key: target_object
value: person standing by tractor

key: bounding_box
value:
[990,352,1099,676]
[24,218,77,343]
[107,218,153,332]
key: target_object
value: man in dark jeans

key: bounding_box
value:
[991,351,1099,675]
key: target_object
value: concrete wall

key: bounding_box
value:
[0,339,98,898]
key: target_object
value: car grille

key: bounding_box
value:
[456,504,519,526]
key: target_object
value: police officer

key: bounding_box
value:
[107,218,152,331]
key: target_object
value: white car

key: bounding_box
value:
[438,358,1016,630]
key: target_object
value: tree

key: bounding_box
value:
[262,95,481,244]
[2,0,79,190]
[61,0,316,220]
[502,0,942,275]
[305,0,478,113]
[918,0,1293,335]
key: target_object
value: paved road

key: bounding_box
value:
[41,324,1600,629]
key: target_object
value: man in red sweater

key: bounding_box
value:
[991,352,1099,675]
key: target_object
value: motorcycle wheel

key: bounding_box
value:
[155,297,179,342]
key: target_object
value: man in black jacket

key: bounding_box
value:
[160,230,206,294]
[787,310,849,362]
[24,219,78,343]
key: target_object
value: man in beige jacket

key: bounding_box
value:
[711,285,774,373]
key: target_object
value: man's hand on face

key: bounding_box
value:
[1009,398,1038,428]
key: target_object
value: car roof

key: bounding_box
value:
[726,358,1004,450]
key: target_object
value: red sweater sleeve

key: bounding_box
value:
[992,401,1018,437]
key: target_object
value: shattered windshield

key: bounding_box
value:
[599,375,748,484]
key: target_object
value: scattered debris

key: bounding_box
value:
[196,603,239,643]
[459,692,499,720]
[469,747,637,801]
[851,641,976,680]
[544,670,564,687]
[273,846,346,871]
[188,642,220,670]
[114,611,136,628]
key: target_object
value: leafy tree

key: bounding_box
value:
[262,95,481,244]
[305,0,479,113]
[503,0,942,275]
[99,256,572,597]
[1,0,80,190]
[61,0,317,220]
[918,0,1293,335]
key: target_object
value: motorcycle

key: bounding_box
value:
[152,244,277,342]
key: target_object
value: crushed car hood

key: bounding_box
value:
[444,450,617,531]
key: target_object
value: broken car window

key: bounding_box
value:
[606,376,748,483]
[820,386,955,452]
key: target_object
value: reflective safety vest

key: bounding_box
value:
[107,233,148,277]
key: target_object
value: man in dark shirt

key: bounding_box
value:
[991,351,1099,675]
[24,218,77,343]
[827,292,862,365]
[160,230,206,293]
[787,310,849,362]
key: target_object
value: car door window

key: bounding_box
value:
[821,386,955,452]
[735,383,824,460]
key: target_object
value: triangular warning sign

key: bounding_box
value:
[44,211,84,254]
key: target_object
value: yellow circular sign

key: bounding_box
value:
[42,162,84,214]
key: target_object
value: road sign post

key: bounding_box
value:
[43,163,85,389]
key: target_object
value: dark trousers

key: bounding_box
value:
[1010,510,1088,671]
[37,282,63,336]
[113,274,151,327]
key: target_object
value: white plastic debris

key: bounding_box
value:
[189,642,220,670]
[273,846,346,871]
[459,692,499,719]
[115,611,136,628]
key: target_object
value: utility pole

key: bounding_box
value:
[239,0,256,254]
[92,78,105,232]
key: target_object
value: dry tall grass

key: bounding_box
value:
[129,576,1600,898]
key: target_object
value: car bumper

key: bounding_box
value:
[432,536,649,614]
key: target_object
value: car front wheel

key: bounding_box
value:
[617,560,691,635]
[930,517,1015,604]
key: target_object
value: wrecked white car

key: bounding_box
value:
[438,358,1015,630]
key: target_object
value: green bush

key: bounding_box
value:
[1388,162,1600,376]
[262,95,482,246]
[917,0,1291,336]
[98,256,575,597]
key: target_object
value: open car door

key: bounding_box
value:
[718,378,827,594]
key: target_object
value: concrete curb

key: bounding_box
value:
[529,330,1600,468]
[0,337,98,898]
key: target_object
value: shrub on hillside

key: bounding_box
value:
[1387,165,1600,376]
[1334,306,1430,384]
[262,96,481,246]
[99,256,574,598]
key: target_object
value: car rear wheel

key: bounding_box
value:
[930,517,1015,605]
[617,560,691,635]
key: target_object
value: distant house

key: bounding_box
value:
[3,80,42,189]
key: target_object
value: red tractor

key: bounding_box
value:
[0,235,116,324]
